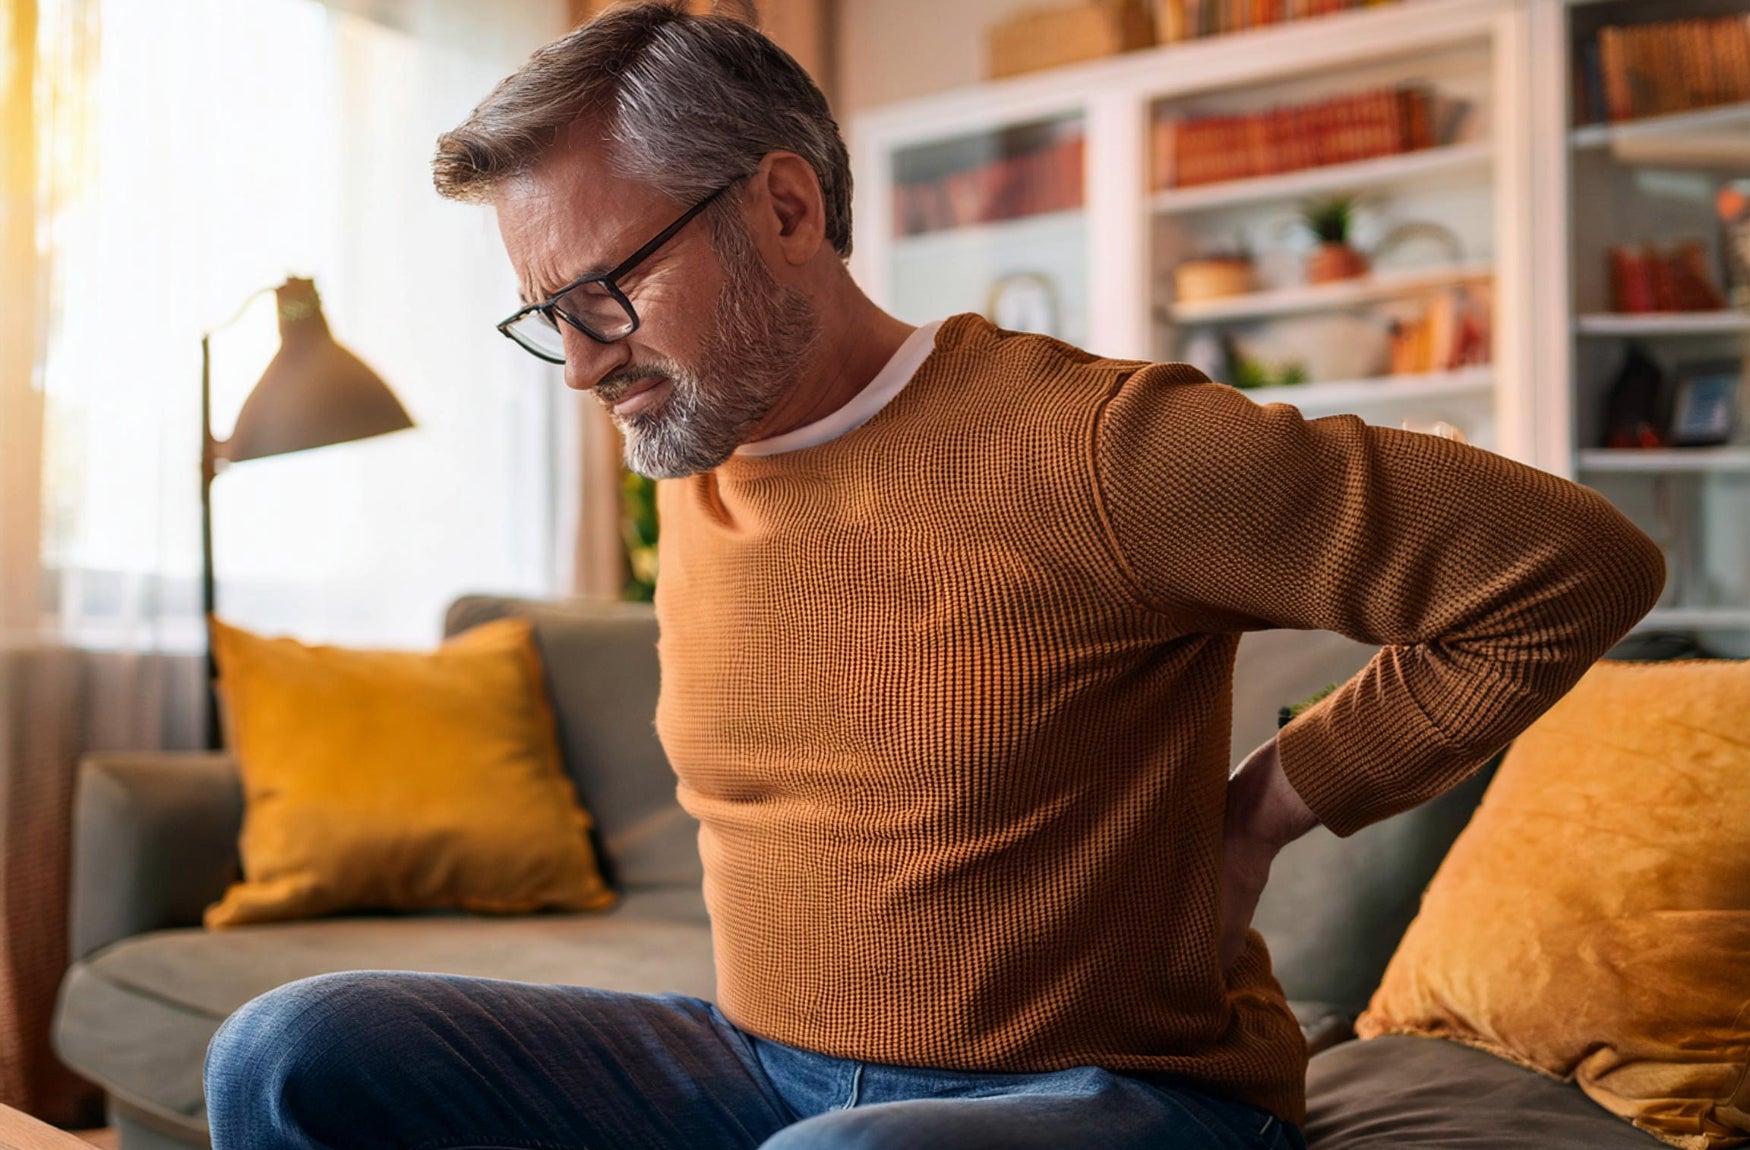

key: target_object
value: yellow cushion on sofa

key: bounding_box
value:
[206,616,616,928]
[1356,659,1750,1150]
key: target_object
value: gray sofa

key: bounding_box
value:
[52,596,1663,1150]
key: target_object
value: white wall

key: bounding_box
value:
[835,0,1038,120]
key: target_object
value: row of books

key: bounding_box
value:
[1608,242,1727,315]
[1387,283,1492,377]
[1577,16,1750,125]
[1156,0,1400,42]
[892,137,1085,238]
[1153,86,1435,190]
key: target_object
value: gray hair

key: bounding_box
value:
[433,2,852,258]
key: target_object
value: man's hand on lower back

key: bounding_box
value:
[1218,736,1321,974]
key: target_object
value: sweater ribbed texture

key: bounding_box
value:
[652,314,1666,1125]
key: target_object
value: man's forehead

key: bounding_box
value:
[498,146,662,302]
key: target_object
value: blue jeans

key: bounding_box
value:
[205,972,1307,1150]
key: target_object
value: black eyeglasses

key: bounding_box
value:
[497,181,738,364]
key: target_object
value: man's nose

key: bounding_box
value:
[559,323,627,393]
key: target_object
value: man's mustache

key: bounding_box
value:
[595,366,675,405]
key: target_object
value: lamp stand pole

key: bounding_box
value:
[200,333,221,752]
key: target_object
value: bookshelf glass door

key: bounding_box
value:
[1565,0,1750,655]
[887,114,1088,344]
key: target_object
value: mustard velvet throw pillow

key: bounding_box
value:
[1357,659,1750,1150]
[206,617,616,928]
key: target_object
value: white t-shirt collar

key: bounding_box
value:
[735,320,944,457]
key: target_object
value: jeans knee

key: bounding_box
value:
[205,971,422,1133]
[760,1110,906,1150]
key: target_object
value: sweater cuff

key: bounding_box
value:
[1274,662,1485,839]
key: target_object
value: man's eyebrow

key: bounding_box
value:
[522,264,615,307]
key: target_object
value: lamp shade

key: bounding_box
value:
[221,278,413,464]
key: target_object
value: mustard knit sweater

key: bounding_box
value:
[653,314,1665,1124]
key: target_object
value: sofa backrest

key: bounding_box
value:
[1235,627,1497,1018]
[446,595,700,890]
[447,596,1493,1016]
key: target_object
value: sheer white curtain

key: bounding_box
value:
[43,0,569,652]
[0,0,569,1121]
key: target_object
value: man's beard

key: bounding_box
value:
[598,214,818,479]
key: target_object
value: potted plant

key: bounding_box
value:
[1298,194,1370,284]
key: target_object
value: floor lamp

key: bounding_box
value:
[201,277,414,750]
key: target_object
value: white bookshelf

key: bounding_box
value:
[850,0,1746,650]
[1538,0,1750,653]
[851,0,1523,374]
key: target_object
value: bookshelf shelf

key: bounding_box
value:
[1238,365,1494,412]
[1575,312,1750,337]
[890,207,1084,258]
[1170,261,1494,324]
[1148,141,1492,216]
[1635,608,1750,632]
[1578,447,1750,473]
[1571,101,1750,150]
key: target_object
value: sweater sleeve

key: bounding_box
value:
[1093,364,1666,838]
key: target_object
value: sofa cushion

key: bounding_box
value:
[1356,659,1750,1150]
[52,886,713,1137]
[445,597,699,889]
[1305,1035,1666,1148]
[207,616,616,927]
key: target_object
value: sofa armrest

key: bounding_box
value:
[70,752,243,961]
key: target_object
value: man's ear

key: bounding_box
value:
[752,151,825,267]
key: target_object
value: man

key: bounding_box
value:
[204,5,1665,1149]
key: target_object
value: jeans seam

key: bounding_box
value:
[838,1063,865,1110]
[712,1013,807,1129]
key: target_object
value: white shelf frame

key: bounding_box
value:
[1576,312,1750,337]
[1636,608,1750,632]
[1170,261,1496,324]
[1571,100,1750,150]
[1578,448,1750,474]
[1148,142,1493,216]
[890,208,1085,254]
[1241,365,1495,411]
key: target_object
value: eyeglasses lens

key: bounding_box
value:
[557,280,637,342]
[504,282,637,364]
[504,309,567,362]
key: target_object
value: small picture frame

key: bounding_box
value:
[1667,359,1741,447]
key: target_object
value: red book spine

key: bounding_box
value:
[1599,27,1628,122]
[1178,119,1206,186]
[1374,88,1395,158]
[1245,111,1272,178]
